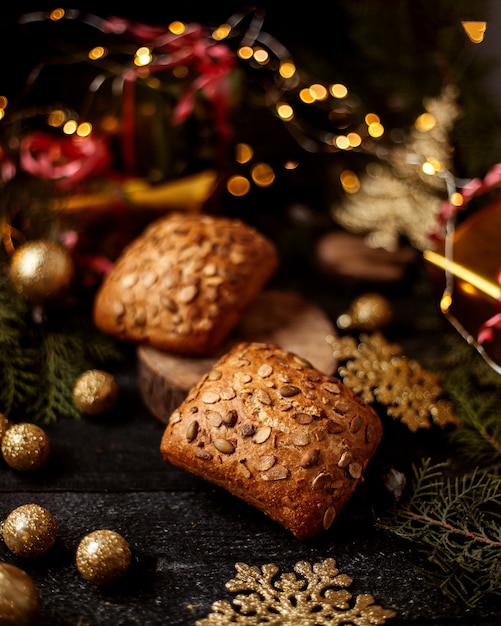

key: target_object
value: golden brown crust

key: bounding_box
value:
[160,341,383,540]
[92,213,279,355]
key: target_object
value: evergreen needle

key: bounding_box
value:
[377,458,501,607]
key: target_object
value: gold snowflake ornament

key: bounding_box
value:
[327,332,460,432]
[196,558,396,625]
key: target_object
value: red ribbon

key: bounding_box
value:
[434,163,501,346]
[115,21,236,171]
[19,131,112,189]
[478,267,501,345]
[436,162,501,228]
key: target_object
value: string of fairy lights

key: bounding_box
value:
[0,9,489,196]
[0,7,391,199]
[2,7,500,376]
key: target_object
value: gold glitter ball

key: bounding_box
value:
[337,292,393,331]
[0,563,41,626]
[76,529,131,585]
[9,239,74,302]
[1,423,50,471]
[2,504,57,558]
[72,369,119,415]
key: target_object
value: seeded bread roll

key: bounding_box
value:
[93,213,279,355]
[160,341,383,540]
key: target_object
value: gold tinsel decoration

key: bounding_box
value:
[327,332,460,432]
[196,558,396,625]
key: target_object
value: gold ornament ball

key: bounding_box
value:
[9,239,74,302]
[2,504,57,558]
[1,423,50,471]
[337,292,393,331]
[0,562,41,626]
[76,529,131,585]
[72,369,119,415]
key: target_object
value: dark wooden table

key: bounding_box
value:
[1,261,500,626]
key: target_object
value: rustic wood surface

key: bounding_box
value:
[138,289,338,424]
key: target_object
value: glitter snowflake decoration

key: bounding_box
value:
[328,332,460,432]
[196,558,396,625]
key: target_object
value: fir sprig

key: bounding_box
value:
[428,334,501,473]
[447,392,501,474]
[0,280,124,424]
[377,458,501,607]
[0,279,35,415]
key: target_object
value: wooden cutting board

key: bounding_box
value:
[137,289,338,423]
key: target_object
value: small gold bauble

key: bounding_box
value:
[2,504,57,558]
[0,562,41,626]
[9,239,74,302]
[337,292,393,331]
[76,529,131,585]
[0,414,10,443]
[72,369,119,415]
[1,423,50,471]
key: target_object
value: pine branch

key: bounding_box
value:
[27,329,83,423]
[428,334,501,473]
[377,458,501,607]
[0,280,35,415]
[447,393,501,474]
[0,280,124,423]
[24,318,124,424]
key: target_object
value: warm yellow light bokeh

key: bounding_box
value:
[340,170,360,193]
[77,122,92,137]
[49,8,65,21]
[227,175,251,196]
[63,120,78,134]
[450,192,464,207]
[168,21,186,35]
[134,47,152,67]
[309,84,328,101]
[330,83,348,99]
[347,132,362,147]
[461,21,487,43]
[279,61,296,79]
[276,103,294,121]
[368,122,384,138]
[335,135,350,150]
[235,143,253,164]
[251,163,275,187]
[88,46,107,61]
[212,23,231,41]
[415,112,436,132]
[299,88,315,104]
[253,48,269,64]
[238,46,253,60]
[47,110,65,127]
